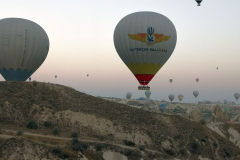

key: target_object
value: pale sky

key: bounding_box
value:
[1,0,240,103]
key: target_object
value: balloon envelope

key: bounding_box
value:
[178,94,184,102]
[0,18,49,81]
[169,94,175,102]
[145,90,151,99]
[234,93,240,100]
[158,103,167,113]
[169,79,173,83]
[196,78,199,82]
[195,0,203,6]
[224,99,228,104]
[138,97,147,106]
[126,92,132,99]
[114,12,177,86]
[193,91,199,98]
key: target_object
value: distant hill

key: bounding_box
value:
[0,81,240,160]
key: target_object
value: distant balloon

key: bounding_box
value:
[158,103,167,113]
[168,94,175,102]
[55,75,57,78]
[169,79,173,83]
[138,97,147,106]
[114,12,177,86]
[196,78,199,82]
[234,93,240,101]
[0,18,49,81]
[195,0,203,6]
[178,94,184,102]
[217,100,222,104]
[193,91,199,98]
[217,67,218,70]
[224,99,228,104]
[126,92,132,99]
[87,74,89,77]
[145,90,151,99]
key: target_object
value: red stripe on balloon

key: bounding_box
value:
[134,74,154,85]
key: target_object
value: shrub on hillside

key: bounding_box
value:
[71,132,79,138]
[139,145,145,150]
[44,121,52,127]
[32,80,37,86]
[95,144,103,151]
[17,130,24,136]
[72,138,79,145]
[200,119,206,125]
[72,144,82,152]
[191,141,200,151]
[61,152,70,158]
[123,140,135,147]
[27,120,38,129]
[53,127,60,135]
[51,147,62,155]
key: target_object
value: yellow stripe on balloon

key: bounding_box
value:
[126,62,163,74]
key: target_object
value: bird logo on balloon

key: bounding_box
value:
[128,27,171,45]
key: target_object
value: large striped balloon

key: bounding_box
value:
[0,18,49,81]
[114,12,177,86]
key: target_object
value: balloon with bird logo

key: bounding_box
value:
[0,18,49,81]
[145,90,151,99]
[114,12,177,88]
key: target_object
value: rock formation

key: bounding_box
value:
[210,105,229,123]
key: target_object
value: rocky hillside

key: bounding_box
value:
[0,81,240,160]
[210,105,229,123]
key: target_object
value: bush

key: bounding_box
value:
[213,142,218,147]
[139,145,145,150]
[165,149,175,156]
[200,119,206,125]
[82,143,88,149]
[191,141,199,150]
[27,120,38,129]
[61,152,70,158]
[72,144,82,152]
[32,80,37,86]
[52,147,62,155]
[17,130,24,136]
[124,150,132,156]
[72,138,79,145]
[123,140,135,147]
[180,149,187,155]
[71,132,79,138]
[44,121,52,127]
[53,127,60,135]
[95,144,103,151]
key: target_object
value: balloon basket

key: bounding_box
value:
[138,86,150,90]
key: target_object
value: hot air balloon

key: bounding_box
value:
[55,75,57,78]
[114,12,177,90]
[138,97,146,106]
[193,91,199,98]
[0,18,49,81]
[158,103,167,113]
[234,93,240,100]
[126,92,132,99]
[217,67,218,70]
[195,0,203,6]
[168,94,175,102]
[178,94,184,102]
[87,74,89,77]
[196,78,199,82]
[224,99,228,104]
[145,90,151,99]
[169,79,173,83]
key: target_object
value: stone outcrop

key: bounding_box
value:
[210,105,229,123]
[187,108,202,121]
